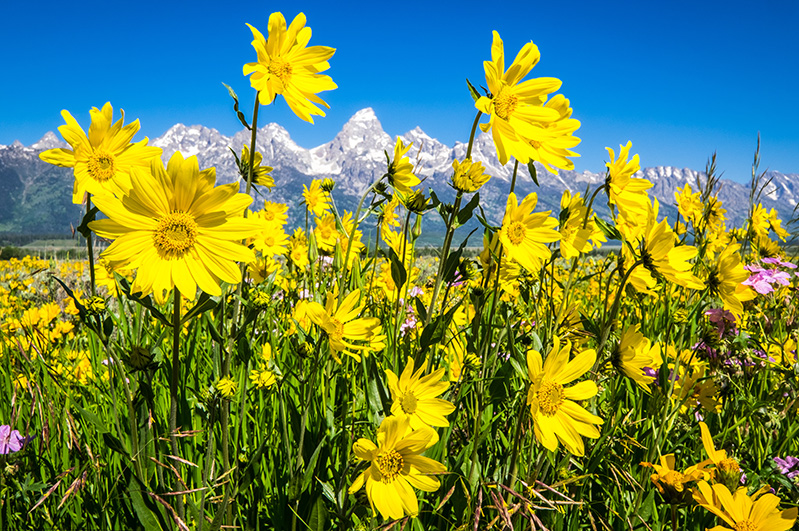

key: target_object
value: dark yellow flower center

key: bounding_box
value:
[264,235,275,247]
[327,317,344,341]
[507,221,527,246]
[87,149,116,183]
[268,58,292,82]
[537,380,565,416]
[376,449,404,483]
[561,224,577,242]
[493,89,518,120]
[400,392,418,414]
[732,522,756,531]
[153,211,198,259]
[263,210,276,221]
[660,470,685,490]
[718,458,740,474]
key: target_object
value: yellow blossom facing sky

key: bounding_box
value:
[244,12,337,123]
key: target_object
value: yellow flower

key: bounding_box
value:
[243,12,337,123]
[39,102,162,203]
[386,138,420,195]
[611,325,663,391]
[215,377,237,398]
[386,357,455,429]
[238,145,274,188]
[705,244,755,318]
[675,183,702,225]
[699,422,742,490]
[349,416,446,520]
[314,213,339,252]
[640,454,706,505]
[558,190,594,259]
[475,31,561,165]
[305,290,381,362]
[302,179,330,217]
[767,208,789,241]
[605,142,652,217]
[260,201,289,226]
[89,153,262,304]
[524,94,581,173]
[250,367,276,389]
[526,336,603,456]
[253,226,289,257]
[748,203,770,240]
[693,480,797,531]
[451,158,491,193]
[499,192,561,274]
[620,202,704,292]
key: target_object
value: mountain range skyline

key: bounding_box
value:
[1,107,797,236]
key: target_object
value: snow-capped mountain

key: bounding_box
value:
[2,107,797,235]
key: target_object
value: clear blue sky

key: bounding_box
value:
[2,0,797,182]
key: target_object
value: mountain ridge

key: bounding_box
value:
[1,108,796,235]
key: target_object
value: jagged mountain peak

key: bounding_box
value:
[32,132,67,150]
[349,107,379,123]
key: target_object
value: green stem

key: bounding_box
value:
[169,288,185,521]
[337,180,382,305]
[86,196,97,296]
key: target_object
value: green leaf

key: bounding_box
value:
[527,162,540,187]
[182,292,219,324]
[222,82,251,131]
[455,192,481,227]
[117,277,172,327]
[102,432,130,459]
[594,216,622,241]
[203,314,225,344]
[466,78,482,103]
[76,206,100,240]
[413,296,428,325]
[300,438,327,492]
[387,247,407,291]
[51,276,89,324]
[308,496,328,531]
[71,401,108,434]
[128,480,164,531]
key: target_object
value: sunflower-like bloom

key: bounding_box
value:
[699,422,743,490]
[302,179,330,217]
[674,183,702,226]
[243,12,337,123]
[89,153,262,304]
[611,325,663,391]
[640,454,706,505]
[475,31,561,165]
[349,416,446,520]
[523,94,581,173]
[558,190,595,259]
[692,480,797,531]
[40,102,162,203]
[526,336,603,456]
[620,201,704,292]
[238,145,274,188]
[499,192,561,274]
[306,289,381,362]
[386,357,455,429]
[451,158,491,193]
[386,138,420,195]
[605,141,652,217]
[705,244,755,318]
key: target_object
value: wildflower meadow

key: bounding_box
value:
[2,10,799,531]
